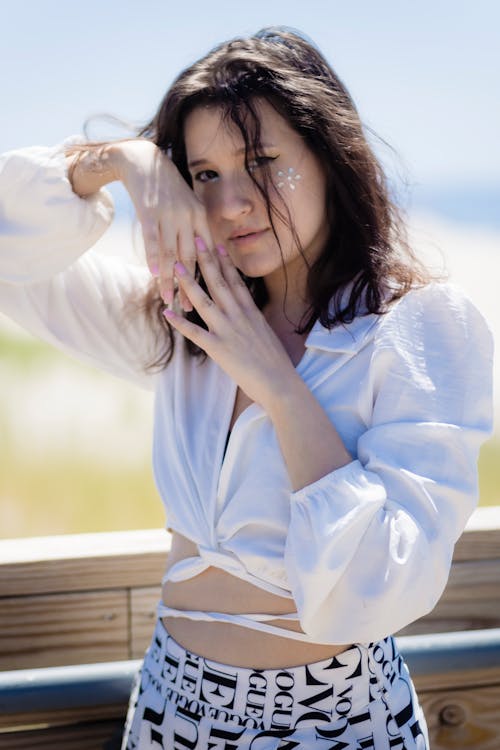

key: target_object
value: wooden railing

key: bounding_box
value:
[0,506,499,748]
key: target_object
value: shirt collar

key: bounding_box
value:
[304,280,383,354]
[305,312,380,354]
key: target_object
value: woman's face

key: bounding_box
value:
[184,99,329,296]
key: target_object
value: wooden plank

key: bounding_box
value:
[130,586,160,659]
[0,703,126,732]
[0,529,170,597]
[3,686,500,750]
[420,682,500,750]
[400,605,500,636]
[453,506,500,561]
[0,529,170,566]
[399,557,500,635]
[0,510,497,599]
[414,666,500,692]
[0,590,128,669]
[0,720,124,749]
[0,511,498,669]
[444,558,500,601]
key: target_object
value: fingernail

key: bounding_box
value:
[174,262,186,276]
[163,308,175,319]
[195,236,207,252]
[216,244,228,257]
[150,262,159,276]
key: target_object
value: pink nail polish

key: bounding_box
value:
[195,236,207,252]
[163,308,175,319]
[151,262,159,276]
[216,244,228,257]
[174,261,186,276]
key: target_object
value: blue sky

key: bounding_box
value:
[1,0,499,220]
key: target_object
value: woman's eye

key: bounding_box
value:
[194,169,218,183]
[247,155,277,172]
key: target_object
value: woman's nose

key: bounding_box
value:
[215,176,254,220]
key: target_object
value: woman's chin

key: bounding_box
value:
[233,259,276,280]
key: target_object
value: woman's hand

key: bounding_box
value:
[164,237,351,489]
[67,139,214,311]
[163,238,299,410]
[110,140,214,311]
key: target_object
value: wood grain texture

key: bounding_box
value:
[454,506,500,562]
[414,666,500,693]
[421,683,500,750]
[0,720,124,749]
[0,506,496,597]
[0,703,124,731]
[0,529,170,598]
[398,558,500,635]
[3,685,500,750]
[0,507,499,669]
[1,508,499,748]
[130,586,160,659]
[0,590,128,669]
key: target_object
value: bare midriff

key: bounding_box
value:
[161,531,351,669]
[162,382,350,669]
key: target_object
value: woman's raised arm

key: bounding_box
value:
[68,140,214,311]
[0,141,158,387]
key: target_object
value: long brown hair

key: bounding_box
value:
[136,27,430,368]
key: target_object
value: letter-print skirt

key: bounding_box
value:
[121,618,429,749]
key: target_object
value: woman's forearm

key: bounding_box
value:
[267,373,352,492]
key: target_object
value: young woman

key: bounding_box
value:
[0,27,493,750]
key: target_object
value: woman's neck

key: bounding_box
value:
[263,268,311,331]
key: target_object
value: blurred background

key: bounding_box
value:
[1,0,499,538]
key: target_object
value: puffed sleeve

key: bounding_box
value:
[0,138,114,283]
[0,141,161,389]
[284,283,494,644]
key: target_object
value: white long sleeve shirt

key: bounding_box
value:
[0,142,494,645]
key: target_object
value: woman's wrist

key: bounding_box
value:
[66,142,122,197]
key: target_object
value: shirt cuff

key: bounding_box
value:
[290,459,387,517]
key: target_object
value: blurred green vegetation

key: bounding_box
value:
[1,450,164,539]
[2,439,497,539]
[1,332,498,539]
[1,330,163,538]
[477,438,500,508]
[0,332,57,369]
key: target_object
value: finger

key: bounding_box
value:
[216,244,255,309]
[163,307,213,353]
[177,229,197,312]
[158,221,177,305]
[194,237,238,314]
[195,234,223,277]
[193,211,215,255]
[174,261,223,328]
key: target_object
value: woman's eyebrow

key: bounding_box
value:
[188,144,277,169]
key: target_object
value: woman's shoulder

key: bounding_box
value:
[382,280,488,330]
[309,281,487,356]
[374,280,493,360]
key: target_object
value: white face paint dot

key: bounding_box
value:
[276,166,302,190]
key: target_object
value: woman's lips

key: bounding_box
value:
[229,228,269,246]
